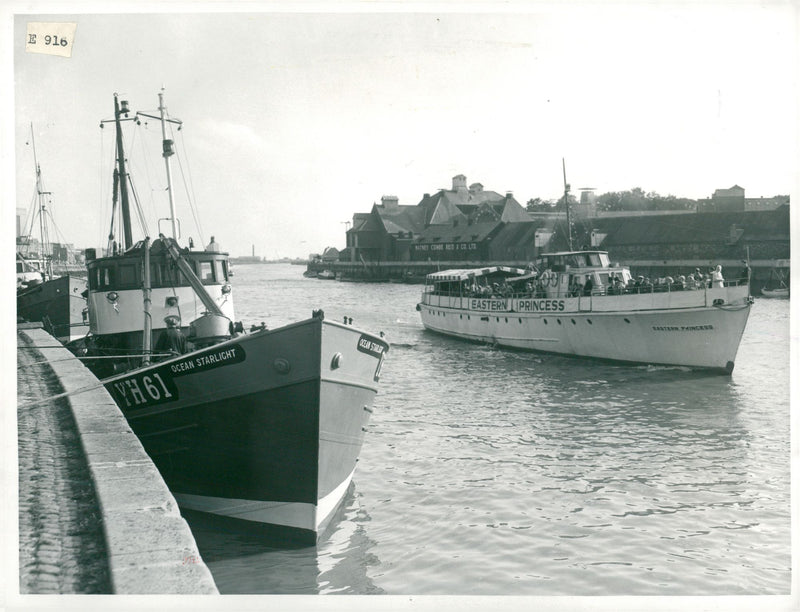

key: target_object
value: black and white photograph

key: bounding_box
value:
[4,2,795,610]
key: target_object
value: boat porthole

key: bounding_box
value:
[557,319,562,325]
[330,353,343,369]
[505,317,508,323]
[519,318,522,324]
[460,314,462,319]
[274,358,292,374]
[571,319,576,325]
[496,317,500,322]
[624,318,631,324]
[543,319,548,325]
[587,319,593,325]
[468,315,470,320]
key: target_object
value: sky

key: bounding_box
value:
[6,2,798,259]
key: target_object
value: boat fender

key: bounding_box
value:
[415,303,421,311]
[712,298,725,306]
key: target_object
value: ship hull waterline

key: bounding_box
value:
[419,288,751,374]
[100,316,388,546]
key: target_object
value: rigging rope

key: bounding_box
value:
[175,127,205,245]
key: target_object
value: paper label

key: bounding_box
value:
[26,22,77,58]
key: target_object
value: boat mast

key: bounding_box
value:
[113,94,134,250]
[142,237,152,366]
[158,89,179,240]
[562,158,573,251]
[30,124,53,279]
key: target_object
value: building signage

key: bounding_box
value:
[412,242,478,253]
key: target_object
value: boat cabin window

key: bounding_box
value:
[92,265,116,290]
[117,263,138,289]
[215,259,227,283]
[156,261,184,287]
[197,260,215,283]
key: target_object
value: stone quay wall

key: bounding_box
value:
[16,326,218,595]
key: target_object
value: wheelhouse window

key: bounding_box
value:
[215,259,227,283]
[94,265,115,289]
[198,260,215,283]
[588,253,604,267]
[156,261,184,287]
[117,263,138,289]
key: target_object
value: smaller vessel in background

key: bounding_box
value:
[761,268,789,298]
[760,283,789,299]
[16,125,89,343]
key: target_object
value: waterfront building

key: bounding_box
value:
[345,175,525,263]
[327,177,789,284]
[697,185,789,213]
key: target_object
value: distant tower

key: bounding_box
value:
[452,174,468,192]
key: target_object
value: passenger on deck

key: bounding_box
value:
[674,275,686,290]
[155,315,188,359]
[583,277,594,296]
[711,265,724,288]
[206,236,220,252]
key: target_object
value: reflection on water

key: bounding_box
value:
[185,484,384,594]
[186,265,790,595]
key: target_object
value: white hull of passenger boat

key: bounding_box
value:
[419,267,752,374]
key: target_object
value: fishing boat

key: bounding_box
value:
[317,269,336,280]
[416,163,752,374]
[16,127,89,343]
[78,91,389,545]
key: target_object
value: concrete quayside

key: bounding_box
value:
[15,324,218,595]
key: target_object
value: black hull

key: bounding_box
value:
[17,275,88,342]
[100,317,387,545]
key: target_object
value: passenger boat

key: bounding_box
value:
[417,251,752,374]
[78,91,388,545]
[16,128,89,343]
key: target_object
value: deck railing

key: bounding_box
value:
[425,278,748,301]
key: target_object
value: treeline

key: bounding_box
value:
[527,187,696,212]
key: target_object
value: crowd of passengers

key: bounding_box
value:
[443,265,729,299]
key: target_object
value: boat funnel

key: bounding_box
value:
[188,312,232,348]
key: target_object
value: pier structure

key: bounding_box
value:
[15,325,218,595]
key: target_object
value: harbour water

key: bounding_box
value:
[185,263,791,596]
